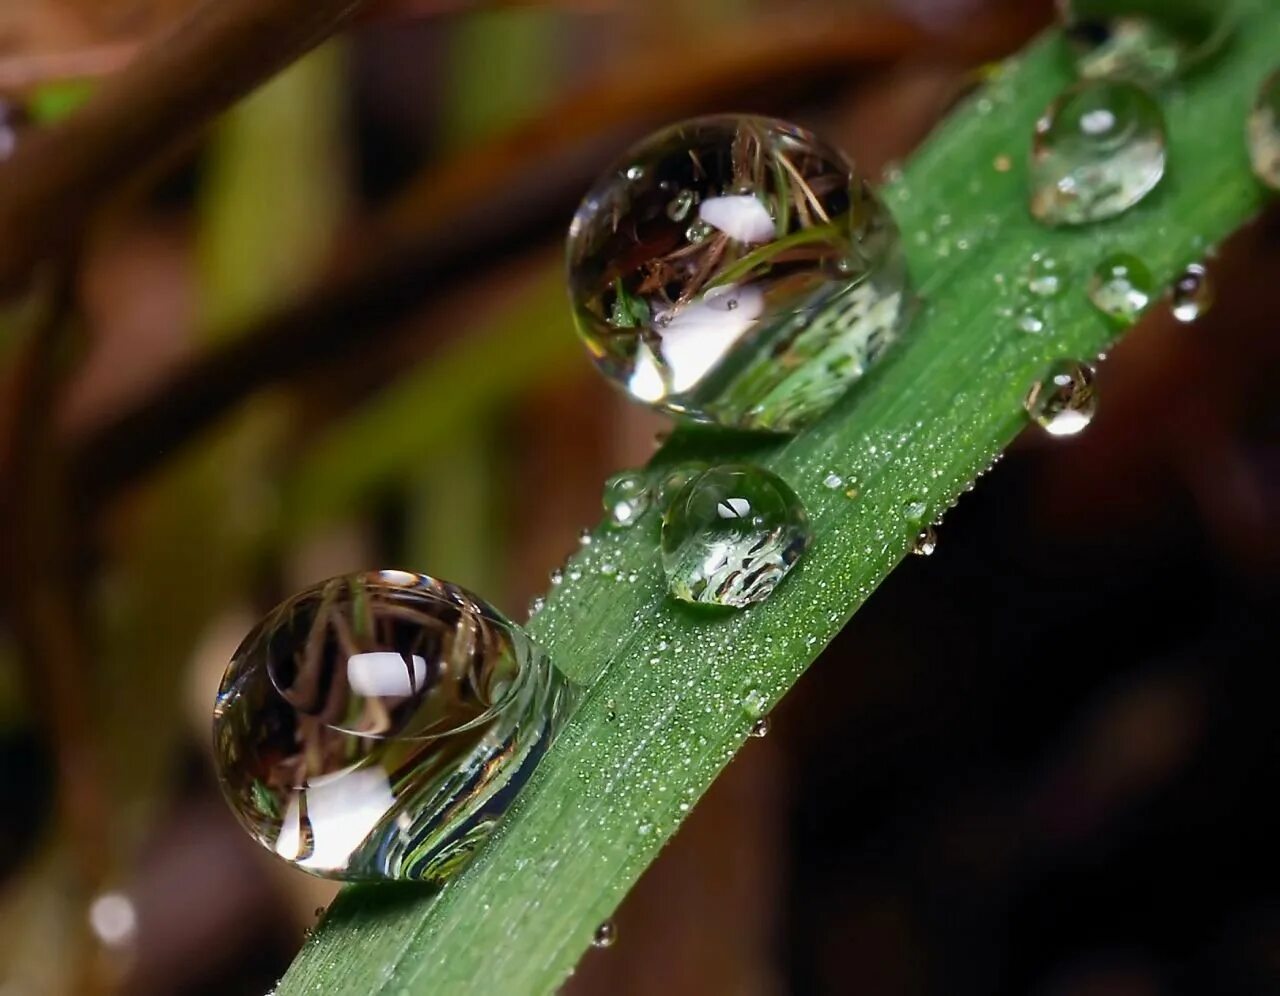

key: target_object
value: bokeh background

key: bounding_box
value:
[1,0,1278,993]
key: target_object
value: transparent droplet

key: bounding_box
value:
[741,686,770,719]
[654,461,710,509]
[578,528,593,546]
[1248,71,1280,191]
[212,571,575,882]
[1026,255,1063,298]
[1058,0,1235,87]
[1170,263,1213,322]
[913,526,938,557]
[1087,252,1153,324]
[603,471,651,527]
[1030,80,1166,226]
[1017,310,1046,334]
[661,465,812,609]
[528,595,546,618]
[822,472,844,490]
[749,716,771,738]
[567,115,913,432]
[592,920,618,948]
[1024,361,1098,437]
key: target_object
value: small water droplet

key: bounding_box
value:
[1030,80,1166,226]
[1024,361,1098,437]
[88,891,138,952]
[624,165,645,181]
[741,686,770,719]
[528,595,546,617]
[1248,70,1280,191]
[1170,262,1214,323]
[823,472,844,490]
[1058,0,1234,87]
[211,572,574,882]
[749,716,771,738]
[549,567,564,586]
[567,115,913,431]
[903,498,928,521]
[578,528,593,546]
[593,920,618,948]
[1017,310,1046,334]
[1087,252,1153,324]
[1026,255,1063,297]
[913,526,938,557]
[603,471,651,527]
[661,465,812,609]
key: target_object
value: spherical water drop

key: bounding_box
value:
[1087,252,1153,324]
[1017,310,1046,334]
[823,472,844,490]
[1170,263,1213,322]
[212,572,574,882]
[1024,361,1098,437]
[749,717,771,738]
[567,115,913,432]
[1030,80,1166,226]
[1249,71,1280,191]
[1057,0,1235,87]
[578,528,593,546]
[1026,256,1063,298]
[741,686,770,719]
[661,465,812,609]
[549,567,564,586]
[603,470,651,527]
[913,526,938,557]
[528,595,546,617]
[592,920,618,948]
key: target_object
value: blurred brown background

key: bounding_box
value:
[1,0,1278,993]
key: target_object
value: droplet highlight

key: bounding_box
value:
[661,465,812,608]
[1024,361,1098,437]
[212,571,575,882]
[1087,252,1153,324]
[1248,70,1280,191]
[1030,80,1166,226]
[1170,263,1213,323]
[567,115,912,432]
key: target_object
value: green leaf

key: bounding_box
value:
[279,9,1277,993]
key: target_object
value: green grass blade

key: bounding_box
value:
[279,10,1277,993]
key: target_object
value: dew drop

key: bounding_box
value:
[741,686,770,719]
[823,472,844,490]
[1030,80,1166,226]
[1057,0,1235,87]
[549,567,564,586]
[913,526,938,557]
[661,465,812,609]
[1248,70,1280,191]
[592,920,618,948]
[567,115,913,431]
[1026,255,1063,298]
[1087,252,1153,324]
[1017,310,1046,334]
[603,470,651,527]
[528,595,546,617]
[578,528,593,546]
[1024,361,1098,437]
[211,572,575,882]
[749,716,771,738]
[1170,263,1213,322]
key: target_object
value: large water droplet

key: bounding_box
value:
[212,571,574,882]
[1030,80,1166,226]
[603,470,651,527]
[1248,70,1280,191]
[1087,252,1154,324]
[1170,263,1213,322]
[661,465,812,608]
[567,115,912,432]
[1024,361,1098,437]
[1058,0,1235,86]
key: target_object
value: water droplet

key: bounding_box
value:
[1024,361,1098,437]
[749,716,771,738]
[528,595,546,617]
[1057,0,1234,87]
[1170,263,1213,322]
[1017,310,1046,334]
[1248,70,1280,191]
[1026,255,1063,297]
[603,470,651,527]
[654,461,709,509]
[1087,252,1153,324]
[88,891,138,952]
[624,165,645,181]
[823,472,844,490]
[567,115,913,431]
[913,526,938,557]
[578,528,593,546]
[592,920,618,948]
[661,465,812,609]
[1030,80,1166,226]
[741,686,770,719]
[549,567,564,586]
[212,572,575,882]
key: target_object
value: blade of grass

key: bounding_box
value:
[280,8,1278,993]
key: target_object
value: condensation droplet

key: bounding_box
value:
[1170,263,1213,322]
[1024,361,1098,437]
[603,471,651,527]
[1030,80,1166,226]
[913,526,938,557]
[741,686,770,719]
[1248,70,1280,191]
[749,716,771,738]
[567,115,913,431]
[212,572,575,882]
[592,920,618,948]
[823,472,844,490]
[661,465,812,609]
[1087,252,1153,324]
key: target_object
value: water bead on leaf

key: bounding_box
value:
[1087,252,1154,324]
[567,115,912,432]
[602,470,652,527]
[212,571,574,882]
[1024,360,1098,437]
[1057,0,1236,87]
[661,465,812,609]
[1248,70,1280,192]
[1170,263,1213,323]
[1030,80,1166,226]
